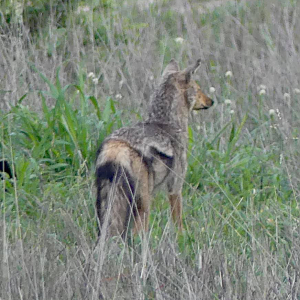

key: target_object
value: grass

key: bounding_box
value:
[1,0,300,298]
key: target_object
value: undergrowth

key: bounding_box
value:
[1,0,300,299]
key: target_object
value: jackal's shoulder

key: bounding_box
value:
[104,122,181,159]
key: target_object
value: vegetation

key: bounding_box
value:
[1,0,300,298]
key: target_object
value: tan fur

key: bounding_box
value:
[95,59,213,238]
[97,141,133,169]
[190,80,214,110]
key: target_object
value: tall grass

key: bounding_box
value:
[1,0,300,298]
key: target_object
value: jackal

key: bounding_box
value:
[95,59,213,238]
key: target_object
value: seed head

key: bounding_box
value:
[175,37,184,44]
[259,89,266,96]
[225,71,233,78]
[294,88,300,94]
[209,87,216,93]
[258,84,267,91]
[92,78,99,84]
[269,109,275,116]
[283,93,290,101]
[276,108,282,120]
[77,6,90,14]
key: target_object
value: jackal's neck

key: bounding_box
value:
[146,80,189,133]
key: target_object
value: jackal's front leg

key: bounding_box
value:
[169,193,183,231]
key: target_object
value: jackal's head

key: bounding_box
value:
[162,59,214,111]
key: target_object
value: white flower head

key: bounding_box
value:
[269,109,275,116]
[196,125,201,131]
[225,71,233,78]
[280,153,283,165]
[149,75,154,81]
[258,84,267,91]
[283,93,290,101]
[174,37,184,44]
[224,99,232,105]
[92,78,99,84]
[276,108,282,120]
[209,87,216,94]
[294,88,300,94]
[230,110,235,115]
[77,5,90,14]
[82,6,90,12]
[88,72,95,78]
[115,94,123,100]
[119,80,124,89]
[15,3,23,18]
[259,89,266,96]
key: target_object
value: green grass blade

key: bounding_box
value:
[89,96,101,120]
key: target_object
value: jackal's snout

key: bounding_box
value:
[191,81,214,110]
[198,94,214,110]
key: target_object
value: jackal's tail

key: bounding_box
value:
[95,161,136,238]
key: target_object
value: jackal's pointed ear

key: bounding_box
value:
[182,59,201,83]
[162,59,180,78]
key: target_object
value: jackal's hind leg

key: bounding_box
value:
[133,189,151,235]
[133,205,150,235]
[169,193,183,231]
[131,158,152,235]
